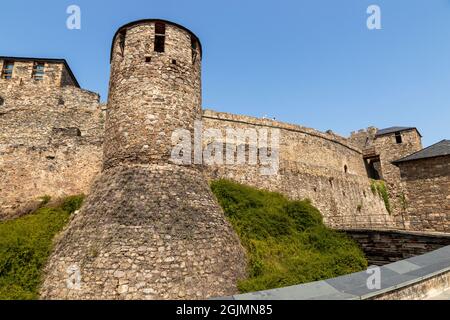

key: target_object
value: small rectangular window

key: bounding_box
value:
[395,132,403,144]
[154,35,165,53]
[154,22,166,53]
[1,61,14,80]
[155,22,166,35]
[32,62,45,81]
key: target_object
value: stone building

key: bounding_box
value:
[349,126,424,221]
[0,56,104,220]
[393,140,450,232]
[350,126,423,184]
[0,19,448,299]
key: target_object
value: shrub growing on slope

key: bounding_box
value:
[0,195,84,300]
[211,180,368,293]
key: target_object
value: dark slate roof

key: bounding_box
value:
[0,56,80,88]
[393,140,450,164]
[376,126,421,137]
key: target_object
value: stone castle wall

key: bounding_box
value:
[397,156,450,232]
[0,80,104,219]
[373,130,423,226]
[344,229,450,265]
[0,85,397,229]
[202,110,395,229]
[374,130,423,188]
[4,82,443,233]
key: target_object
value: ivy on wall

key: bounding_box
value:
[371,179,391,214]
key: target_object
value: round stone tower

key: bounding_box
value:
[104,19,202,169]
[40,20,246,300]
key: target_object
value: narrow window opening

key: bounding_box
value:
[155,22,166,35]
[0,96,4,106]
[344,165,348,173]
[1,61,14,80]
[171,59,177,65]
[145,57,152,63]
[154,36,165,53]
[32,62,45,81]
[395,132,403,144]
[154,22,166,53]
[191,36,198,64]
[118,30,126,56]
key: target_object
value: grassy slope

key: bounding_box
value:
[0,196,84,300]
[1,181,367,299]
[211,179,368,293]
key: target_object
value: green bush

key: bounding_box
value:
[0,195,84,300]
[61,195,85,214]
[211,179,368,293]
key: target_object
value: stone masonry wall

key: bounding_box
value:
[397,156,450,232]
[344,229,450,265]
[373,130,423,218]
[0,80,104,219]
[348,126,378,150]
[202,110,396,230]
[104,22,202,169]
[40,164,246,299]
[373,269,450,300]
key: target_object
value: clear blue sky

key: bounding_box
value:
[1,0,450,146]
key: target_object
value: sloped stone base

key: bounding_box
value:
[40,164,247,300]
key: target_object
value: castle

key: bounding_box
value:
[0,19,448,299]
